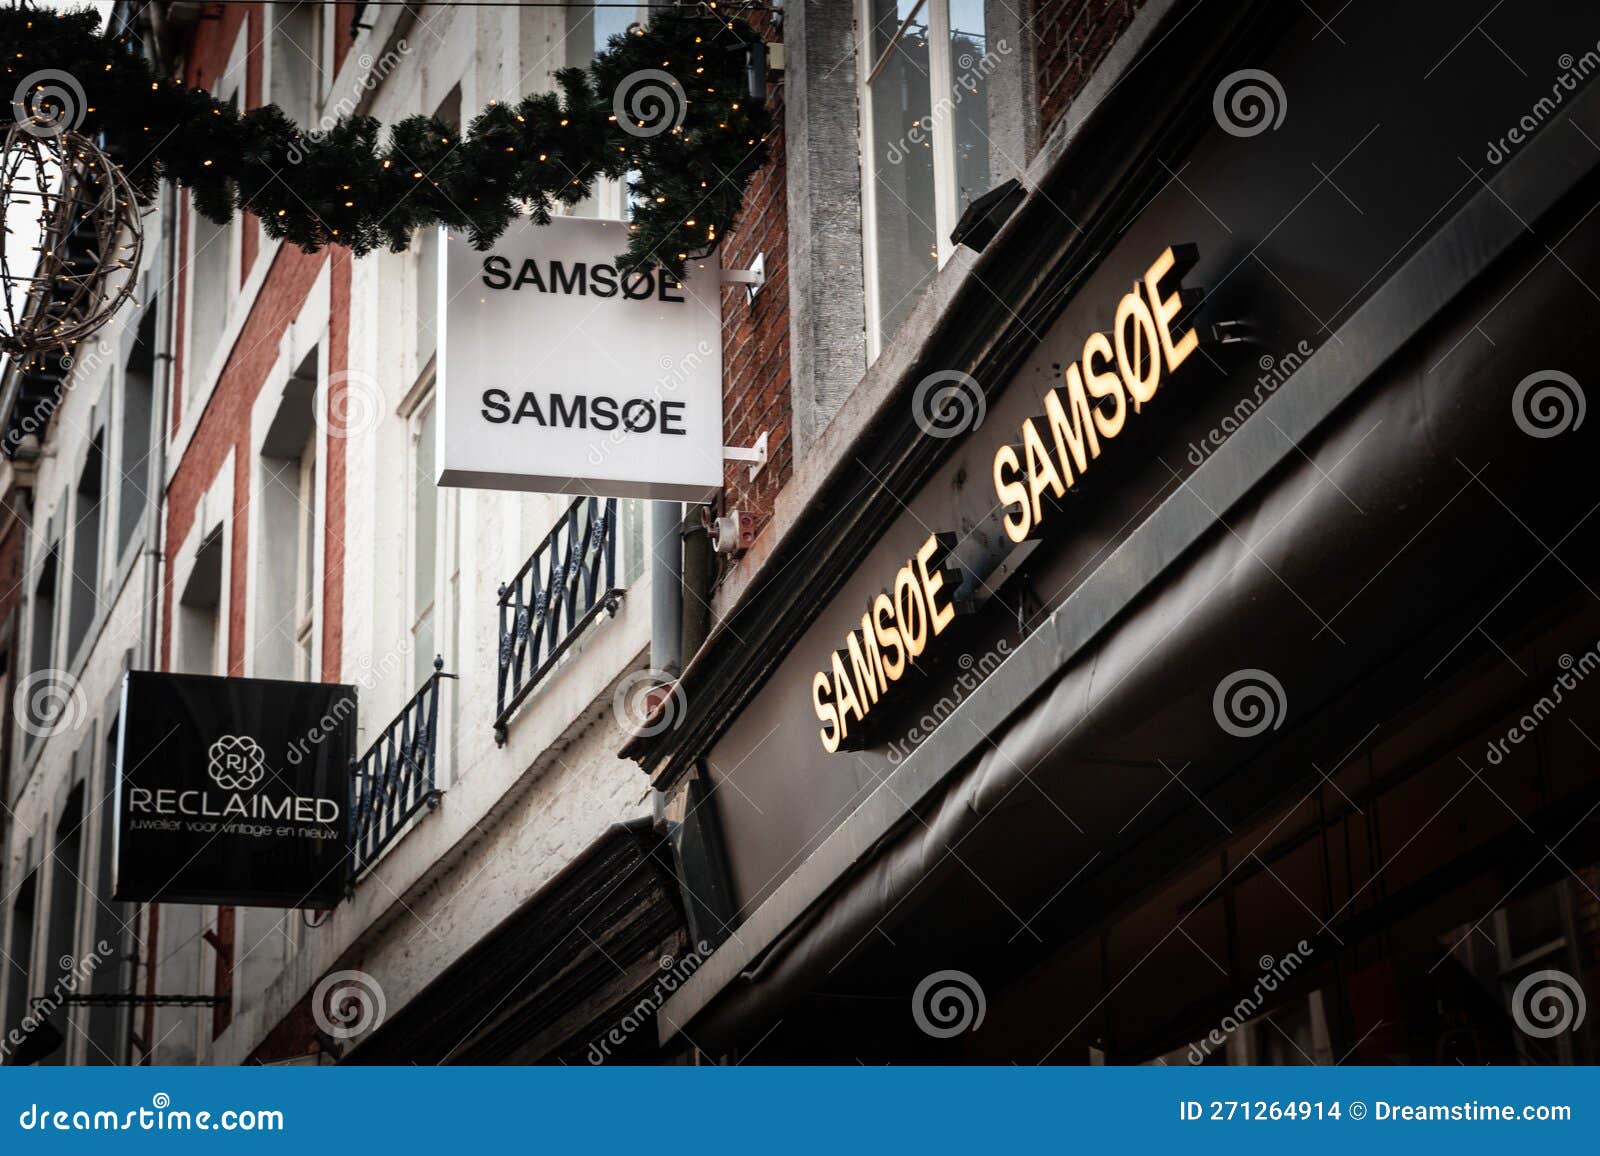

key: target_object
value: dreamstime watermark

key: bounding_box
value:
[16,1093,284,1132]
[1,941,113,1063]
[1511,369,1585,438]
[2,338,116,455]
[882,38,1011,166]
[1185,339,1315,467]
[912,369,985,438]
[11,69,86,139]
[613,69,687,139]
[586,339,715,468]
[1484,45,1600,166]
[286,636,429,766]
[1213,69,1286,138]
[284,690,358,767]
[312,969,386,1040]
[1212,668,1287,738]
[886,640,1012,764]
[585,942,711,1063]
[613,667,686,737]
[321,370,388,440]
[1510,969,1587,1039]
[1484,640,1600,766]
[14,668,89,739]
[285,41,412,164]
[1187,941,1314,1063]
[912,969,986,1038]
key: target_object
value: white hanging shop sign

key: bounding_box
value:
[437,215,726,501]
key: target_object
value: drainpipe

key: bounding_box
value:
[647,497,684,924]
[679,504,712,662]
[140,178,173,675]
[649,500,682,679]
[131,1,178,1060]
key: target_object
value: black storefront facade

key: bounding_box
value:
[624,0,1600,1065]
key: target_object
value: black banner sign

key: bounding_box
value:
[113,672,357,908]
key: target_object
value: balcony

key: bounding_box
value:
[349,657,455,881]
[495,495,624,744]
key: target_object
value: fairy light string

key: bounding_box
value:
[1,6,771,276]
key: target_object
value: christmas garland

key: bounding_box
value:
[2,5,772,276]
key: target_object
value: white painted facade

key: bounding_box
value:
[202,3,659,1064]
[0,216,165,1065]
[2,3,662,1066]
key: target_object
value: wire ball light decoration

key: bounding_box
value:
[0,122,143,359]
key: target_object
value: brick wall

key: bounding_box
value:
[1034,0,1147,140]
[322,248,351,683]
[716,15,790,546]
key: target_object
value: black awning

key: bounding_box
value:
[346,820,688,1065]
[659,74,1600,1055]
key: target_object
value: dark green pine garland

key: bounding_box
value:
[2,5,771,276]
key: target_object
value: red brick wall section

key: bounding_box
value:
[241,5,263,279]
[717,14,789,546]
[321,248,351,682]
[333,3,359,75]
[1034,0,1147,140]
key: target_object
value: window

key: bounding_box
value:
[858,0,994,358]
[186,98,241,396]
[412,89,458,375]
[177,527,225,675]
[39,785,85,1064]
[293,425,318,680]
[564,1,637,69]
[86,724,128,1063]
[186,25,245,403]
[66,433,104,659]
[409,394,438,687]
[117,307,156,556]
[2,870,37,1050]
[24,539,59,738]
[269,2,324,129]
[403,87,460,693]
[253,350,319,681]
[521,3,646,219]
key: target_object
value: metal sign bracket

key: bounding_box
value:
[722,430,769,481]
[721,253,766,303]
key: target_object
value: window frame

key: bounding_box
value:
[115,310,158,566]
[243,270,329,683]
[856,0,985,362]
[292,424,319,681]
[181,24,248,410]
[521,1,646,221]
[64,427,107,666]
[400,376,448,690]
[262,1,326,130]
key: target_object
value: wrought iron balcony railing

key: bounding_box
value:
[495,495,624,744]
[349,657,455,880]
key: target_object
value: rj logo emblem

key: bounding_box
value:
[208,734,267,792]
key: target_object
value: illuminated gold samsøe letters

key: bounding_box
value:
[810,246,1202,751]
[811,534,964,751]
[995,244,1204,545]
